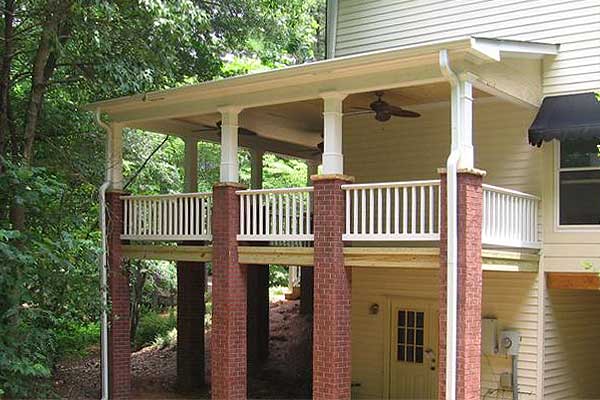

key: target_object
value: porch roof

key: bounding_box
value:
[86,37,557,159]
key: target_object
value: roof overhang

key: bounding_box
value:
[528,92,600,147]
[86,37,558,127]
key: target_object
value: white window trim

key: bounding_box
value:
[554,141,600,232]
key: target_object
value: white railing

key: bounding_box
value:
[121,192,212,241]
[482,185,540,248]
[237,187,314,241]
[342,180,441,241]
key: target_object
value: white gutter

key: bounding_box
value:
[95,109,111,400]
[439,49,460,400]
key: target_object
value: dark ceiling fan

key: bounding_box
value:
[192,121,258,137]
[346,91,421,122]
[315,91,421,152]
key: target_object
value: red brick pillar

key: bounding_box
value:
[311,175,353,400]
[106,191,131,400]
[438,170,484,400]
[211,183,247,400]
[177,260,206,391]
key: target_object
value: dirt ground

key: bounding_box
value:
[53,299,312,400]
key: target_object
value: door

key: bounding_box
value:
[389,299,438,400]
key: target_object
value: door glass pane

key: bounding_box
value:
[407,346,414,362]
[416,329,424,346]
[416,312,424,328]
[407,311,415,327]
[398,311,405,327]
[398,328,405,344]
[415,347,424,363]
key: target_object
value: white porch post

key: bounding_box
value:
[321,92,347,175]
[183,137,199,192]
[219,106,242,183]
[107,122,124,191]
[456,79,473,169]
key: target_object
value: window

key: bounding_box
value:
[558,139,600,226]
[397,310,424,363]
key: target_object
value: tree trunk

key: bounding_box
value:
[0,0,15,165]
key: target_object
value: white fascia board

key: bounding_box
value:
[471,37,559,61]
[85,38,476,115]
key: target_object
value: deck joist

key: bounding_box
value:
[122,244,539,272]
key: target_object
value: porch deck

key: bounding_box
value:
[120,179,540,250]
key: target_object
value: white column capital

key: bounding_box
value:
[218,107,241,183]
[218,105,243,125]
[321,93,345,175]
[107,122,124,191]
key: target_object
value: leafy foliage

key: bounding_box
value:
[0,0,324,397]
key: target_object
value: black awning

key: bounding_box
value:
[528,92,600,147]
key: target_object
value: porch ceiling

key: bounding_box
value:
[86,37,557,159]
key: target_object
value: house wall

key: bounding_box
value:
[334,0,600,96]
[344,99,541,195]
[351,268,540,399]
[541,143,600,272]
[543,288,600,399]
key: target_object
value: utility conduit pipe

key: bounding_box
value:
[439,49,462,400]
[95,109,111,400]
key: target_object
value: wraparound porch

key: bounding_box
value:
[90,37,557,400]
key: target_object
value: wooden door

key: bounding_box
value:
[389,299,438,400]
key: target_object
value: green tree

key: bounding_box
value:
[0,0,325,396]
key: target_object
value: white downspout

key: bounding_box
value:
[95,109,111,400]
[439,49,461,400]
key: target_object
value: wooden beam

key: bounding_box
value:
[238,246,314,266]
[121,244,539,273]
[122,245,212,262]
[547,273,600,291]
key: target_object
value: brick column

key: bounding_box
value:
[177,260,206,391]
[438,170,484,400]
[106,191,131,400]
[312,175,353,400]
[211,183,247,400]
[247,263,269,369]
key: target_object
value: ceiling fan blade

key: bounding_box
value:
[388,105,421,118]
[344,110,375,117]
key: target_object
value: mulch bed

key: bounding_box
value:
[53,299,312,400]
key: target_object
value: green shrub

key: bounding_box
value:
[55,321,100,359]
[134,308,176,350]
[152,327,177,349]
[269,265,288,287]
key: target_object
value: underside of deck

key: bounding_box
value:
[122,244,539,272]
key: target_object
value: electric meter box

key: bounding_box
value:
[499,330,520,356]
[482,318,498,355]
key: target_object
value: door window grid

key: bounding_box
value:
[397,310,424,363]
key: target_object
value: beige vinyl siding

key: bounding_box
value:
[543,289,600,399]
[344,99,541,195]
[351,268,540,399]
[541,143,600,272]
[335,0,600,96]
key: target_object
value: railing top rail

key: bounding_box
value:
[120,191,212,200]
[342,179,441,190]
[482,184,540,201]
[236,186,314,195]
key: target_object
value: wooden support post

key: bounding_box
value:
[177,137,206,391]
[247,149,270,370]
